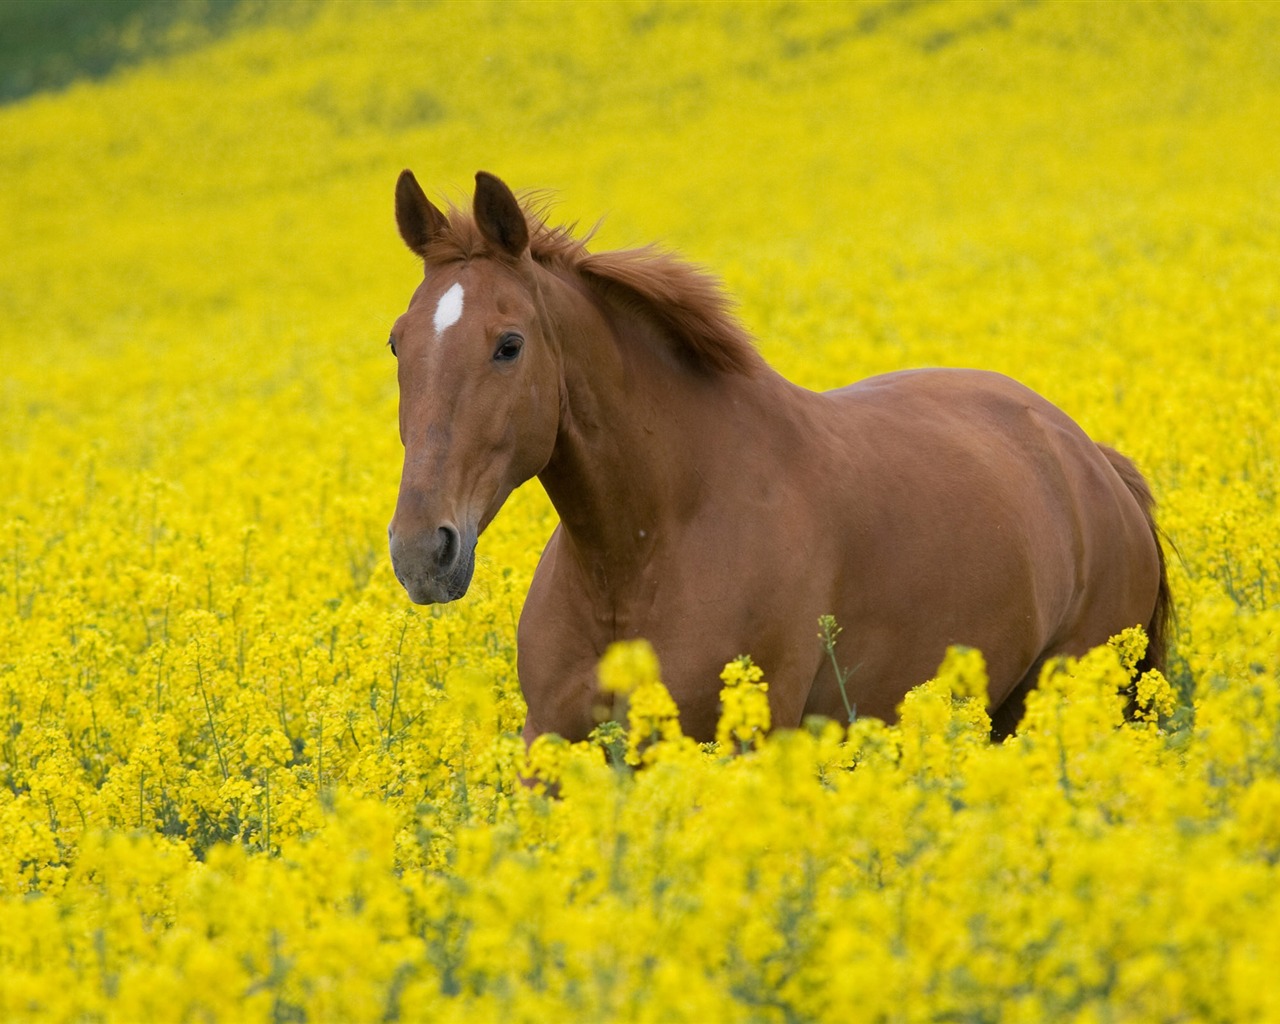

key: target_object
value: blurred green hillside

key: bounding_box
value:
[0,0,283,103]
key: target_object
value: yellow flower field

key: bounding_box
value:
[2,1,1279,1019]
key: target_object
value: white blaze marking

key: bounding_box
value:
[433,283,464,337]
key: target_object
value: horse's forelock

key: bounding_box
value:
[418,197,760,377]
[416,191,573,267]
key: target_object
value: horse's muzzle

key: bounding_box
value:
[389,522,477,604]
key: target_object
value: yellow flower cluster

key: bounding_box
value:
[716,655,772,754]
[593,639,690,767]
[3,1,1280,1018]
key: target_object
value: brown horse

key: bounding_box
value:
[386,171,1171,743]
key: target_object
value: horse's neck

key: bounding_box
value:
[536,272,774,589]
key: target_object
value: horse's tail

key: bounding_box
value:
[1098,444,1173,675]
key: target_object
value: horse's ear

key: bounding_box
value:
[396,169,448,257]
[473,171,529,258]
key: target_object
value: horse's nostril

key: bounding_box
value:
[436,524,460,572]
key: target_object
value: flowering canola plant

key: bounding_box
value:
[3,1,1280,1019]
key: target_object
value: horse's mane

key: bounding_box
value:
[419,198,762,377]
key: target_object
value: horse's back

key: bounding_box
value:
[807,367,1161,720]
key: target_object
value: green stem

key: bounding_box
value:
[194,651,229,781]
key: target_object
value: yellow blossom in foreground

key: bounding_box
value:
[597,638,662,696]
[716,655,772,753]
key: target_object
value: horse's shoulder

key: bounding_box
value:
[522,525,572,620]
[517,527,605,727]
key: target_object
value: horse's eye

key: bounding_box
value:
[494,332,524,363]
[387,333,398,357]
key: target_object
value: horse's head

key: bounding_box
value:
[387,171,561,604]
